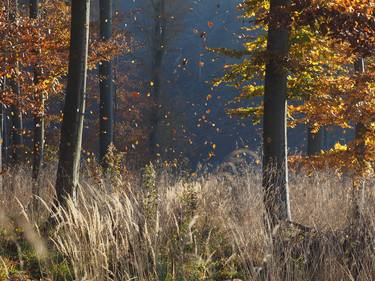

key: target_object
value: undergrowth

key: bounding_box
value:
[0,162,374,281]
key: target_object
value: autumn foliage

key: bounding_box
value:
[215,0,374,179]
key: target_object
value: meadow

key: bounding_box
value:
[0,162,374,281]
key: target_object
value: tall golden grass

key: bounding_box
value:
[0,164,374,280]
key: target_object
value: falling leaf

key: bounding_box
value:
[131,91,140,98]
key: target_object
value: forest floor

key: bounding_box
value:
[0,163,374,281]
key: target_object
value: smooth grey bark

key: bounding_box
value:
[307,127,324,156]
[262,0,292,227]
[30,0,45,182]
[149,0,166,159]
[99,0,114,167]
[55,0,90,204]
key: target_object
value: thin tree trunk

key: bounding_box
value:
[9,0,24,165]
[0,99,3,194]
[262,0,292,228]
[307,127,323,156]
[1,1,10,168]
[55,0,90,204]
[352,58,366,218]
[99,0,114,167]
[354,58,366,164]
[10,93,24,164]
[149,0,166,159]
[2,106,9,165]
[30,0,45,184]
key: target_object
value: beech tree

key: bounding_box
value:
[215,0,373,182]
[99,0,114,167]
[55,0,91,203]
[262,0,292,226]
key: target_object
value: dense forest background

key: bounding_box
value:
[7,0,354,169]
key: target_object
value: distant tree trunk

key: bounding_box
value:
[30,0,45,183]
[55,0,90,204]
[9,0,24,165]
[99,0,114,167]
[354,58,366,166]
[262,0,292,228]
[351,58,366,218]
[2,105,9,165]
[29,0,38,18]
[307,127,323,156]
[10,86,24,164]
[149,0,166,159]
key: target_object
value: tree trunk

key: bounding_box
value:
[307,127,323,156]
[55,0,90,204]
[262,0,292,228]
[354,58,366,167]
[29,0,38,18]
[30,0,45,184]
[9,0,24,165]
[99,0,114,167]
[0,99,3,194]
[149,0,166,159]
[351,58,366,218]
[10,93,24,164]
[344,57,367,281]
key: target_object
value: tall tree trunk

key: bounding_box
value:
[55,0,90,204]
[0,98,3,194]
[99,0,114,167]
[149,0,166,159]
[307,127,323,156]
[30,0,45,183]
[262,0,292,228]
[1,1,10,169]
[9,0,24,165]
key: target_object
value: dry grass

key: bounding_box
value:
[0,164,374,281]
